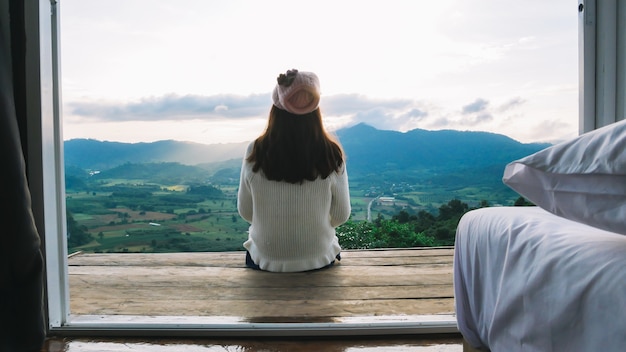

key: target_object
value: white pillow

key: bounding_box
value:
[503,119,626,235]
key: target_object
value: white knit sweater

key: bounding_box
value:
[237,143,351,272]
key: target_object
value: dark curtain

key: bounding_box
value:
[0,0,46,350]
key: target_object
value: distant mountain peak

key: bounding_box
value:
[349,122,377,130]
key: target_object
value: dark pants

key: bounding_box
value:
[246,251,341,271]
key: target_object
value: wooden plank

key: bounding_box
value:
[67,248,454,267]
[69,265,452,288]
[68,249,456,319]
[69,279,452,300]
[68,256,454,267]
[70,297,455,317]
[341,248,454,258]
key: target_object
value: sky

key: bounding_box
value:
[60,0,579,145]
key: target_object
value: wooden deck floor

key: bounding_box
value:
[68,247,455,322]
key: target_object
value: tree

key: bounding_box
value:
[438,199,468,221]
[393,210,412,224]
[187,184,224,199]
[414,210,435,233]
[376,220,434,248]
[66,211,94,249]
[336,220,377,249]
[514,196,534,206]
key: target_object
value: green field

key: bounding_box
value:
[66,173,522,254]
[66,181,249,253]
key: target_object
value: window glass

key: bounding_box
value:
[57,0,577,329]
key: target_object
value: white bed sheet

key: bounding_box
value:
[454,206,626,352]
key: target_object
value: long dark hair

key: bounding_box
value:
[247,106,344,184]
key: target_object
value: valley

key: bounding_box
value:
[64,124,546,253]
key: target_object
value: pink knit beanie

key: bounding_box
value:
[272,69,321,115]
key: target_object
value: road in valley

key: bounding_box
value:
[367,196,379,222]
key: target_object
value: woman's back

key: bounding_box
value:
[238,145,350,272]
[237,69,351,272]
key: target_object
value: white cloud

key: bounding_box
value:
[462,99,490,114]
[67,94,270,121]
[60,0,578,144]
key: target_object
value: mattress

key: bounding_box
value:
[454,206,626,352]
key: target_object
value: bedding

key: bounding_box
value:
[503,119,626,235]
[454,206,626,352]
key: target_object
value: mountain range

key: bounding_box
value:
[335,124,551,181]
[64,123,551,186]
[64,138,249,170]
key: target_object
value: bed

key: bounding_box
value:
[453,119,626,352]
[455,206,626,351]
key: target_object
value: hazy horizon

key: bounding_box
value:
[63,122,559,148]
